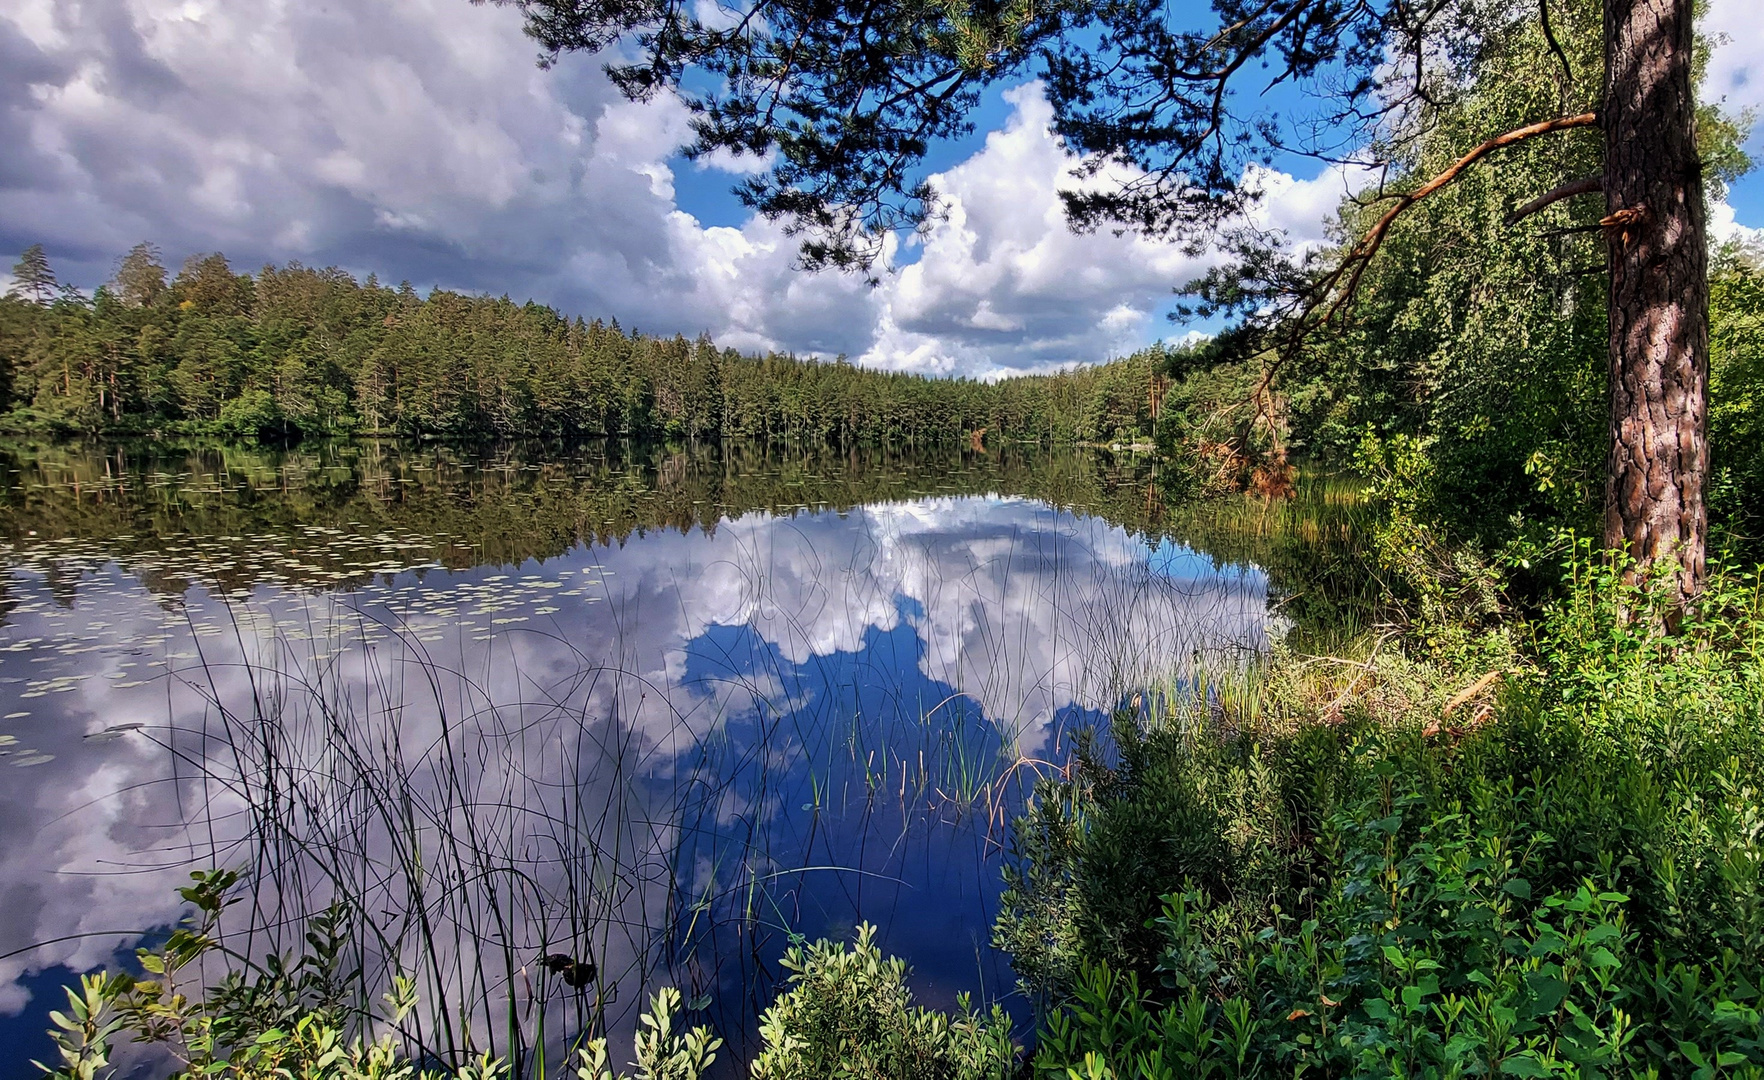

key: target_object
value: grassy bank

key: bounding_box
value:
[1000,545,1764,1078]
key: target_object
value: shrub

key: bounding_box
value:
[212,388,289,441]
[750,923,1015,1080]
[34,868,722,1080]
[999,552,1764,1078]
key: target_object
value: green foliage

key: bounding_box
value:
[571,989,721,1080]
[998,550,1764,1078]
[43,886,1017,1080]
[994,723,1295,994]
[32,868,443,1080]
[10,244,59,305]
[1711,242,1764,561]
[34,866,724,1080]
[1146,0,1754,576]
[992,713,1346,1004]
[1351,430,1527,662]
[1150,353,1283,499]
[214,388,289,441]
[751,923,1016,1080]
[1283,0,1608,538]
[0,247,1172,446]
[36,974,132,1080]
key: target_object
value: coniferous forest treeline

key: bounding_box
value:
[0,244,1172,445]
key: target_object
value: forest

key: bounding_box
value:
[0,245,1171,446]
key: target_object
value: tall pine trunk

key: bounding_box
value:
[1602,0,1708,603]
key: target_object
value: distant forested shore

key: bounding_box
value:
[0,243,1173,444]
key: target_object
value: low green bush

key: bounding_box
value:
[750,924,1015,1080]
[999,550,1764,1078]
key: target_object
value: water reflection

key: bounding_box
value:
[0,444,1272,1075]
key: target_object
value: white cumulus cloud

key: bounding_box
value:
[0,0,1371,377]
[5,0,1756,378]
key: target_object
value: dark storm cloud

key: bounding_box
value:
[0,19,75,199]
[0,0,775,323]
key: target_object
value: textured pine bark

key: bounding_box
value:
[1602,0,1708,602]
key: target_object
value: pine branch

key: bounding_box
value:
[1322,112,1599,323]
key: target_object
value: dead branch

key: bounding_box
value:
[1538,0,1575,97]
[1505,175,1602,225]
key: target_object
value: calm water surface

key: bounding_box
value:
[0,441,1278,1074]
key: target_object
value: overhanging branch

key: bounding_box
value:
[1322,111,1598,323]
[1227,111,1600,435]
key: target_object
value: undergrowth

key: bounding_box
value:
[995,543,1764,1077]
[36,897,1011,1080]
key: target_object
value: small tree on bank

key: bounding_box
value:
[486,0,1735,606]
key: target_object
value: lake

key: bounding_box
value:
[0,440,1316,1075]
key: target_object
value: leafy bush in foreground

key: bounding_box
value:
[35,895,1004,1080]
[34,866,724,1080]
[999,551,1764,1078]
[750,924,1015,1080]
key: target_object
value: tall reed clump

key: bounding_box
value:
[35,869,722,1080]
[996,543,1764,1077]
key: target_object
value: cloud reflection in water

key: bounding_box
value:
[0,494,1269,1071]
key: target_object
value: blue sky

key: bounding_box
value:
[2,0,1759,378]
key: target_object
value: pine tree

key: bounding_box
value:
[8,245,57,305]
[114,243,167,308]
